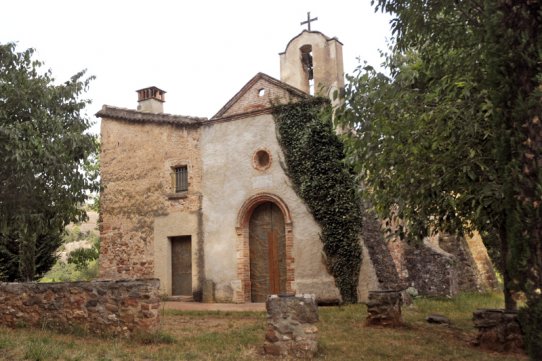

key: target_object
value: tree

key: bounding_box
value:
[0,43,98,281]
[337,1,541,357]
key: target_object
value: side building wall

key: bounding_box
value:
[99,118,203,296]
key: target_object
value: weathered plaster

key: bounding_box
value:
[200,113,339,302]
[280,30,344,99]
[153,211,201,296]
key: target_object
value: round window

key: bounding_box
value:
[253,149,272,170]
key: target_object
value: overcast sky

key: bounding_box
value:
[1,0,392,133]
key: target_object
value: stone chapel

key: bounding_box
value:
[96,30,498,303]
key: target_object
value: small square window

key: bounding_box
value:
[172,166,188,193]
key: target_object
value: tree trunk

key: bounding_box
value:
[499,224,517,312]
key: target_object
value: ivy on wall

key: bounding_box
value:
[273,98,363,304]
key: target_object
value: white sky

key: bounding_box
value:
[1,0,392,134]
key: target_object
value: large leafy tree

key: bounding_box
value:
[337,1,541,357]
[0,43,98,281]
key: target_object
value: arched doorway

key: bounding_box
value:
[249,202,287,302]
[235,192,294,303]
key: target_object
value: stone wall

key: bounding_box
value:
[404,242,458,297]
[381,212,497,297]
[0,279,160,336]
[361,206,404,292]
[473,309,524,353]
[99,116,203,296]
[439,234,490,292]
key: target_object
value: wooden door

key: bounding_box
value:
[249,202,286,302]
[171,236,192,296]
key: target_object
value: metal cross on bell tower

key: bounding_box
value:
[300,12,318,31]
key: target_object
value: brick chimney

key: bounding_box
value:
[136,86,166,113]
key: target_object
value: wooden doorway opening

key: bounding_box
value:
[249,202,286,302]
[171,236,192,296]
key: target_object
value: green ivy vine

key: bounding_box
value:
[273,98,362,303]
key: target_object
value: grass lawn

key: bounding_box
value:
[0,292,527,361]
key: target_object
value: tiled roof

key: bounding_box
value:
[96,106,207,125]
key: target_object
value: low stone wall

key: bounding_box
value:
[0,279,160,336]
[473,309,524,353]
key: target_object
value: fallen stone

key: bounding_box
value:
[426,314,450,325]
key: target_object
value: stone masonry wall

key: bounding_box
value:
[0,279,160,336]
[361,206,404,291]
[99,119,202,280]
[464,232,500,290]
[405,243,458,297]
[439,234,484,292]
[380,210,497,297]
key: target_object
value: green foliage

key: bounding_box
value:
[338,1,542,358]
[519,296,542,360]
[40,257,99,283]
[0,231,62,282]
[67,231,100,272]
[0,43,98,281]
[339,52,496,241]
[273,99,362,303]
[40,227,100,282]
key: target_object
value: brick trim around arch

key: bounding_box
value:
[235,193,294,303]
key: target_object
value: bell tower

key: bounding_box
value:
[279,27,344,101]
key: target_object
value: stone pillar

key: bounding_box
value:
[366,290,403,327]
[264,294,319,358]
[472,309,524,353]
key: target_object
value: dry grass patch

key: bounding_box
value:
[0,293,528,360]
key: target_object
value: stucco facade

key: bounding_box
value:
[200,113,341,303]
